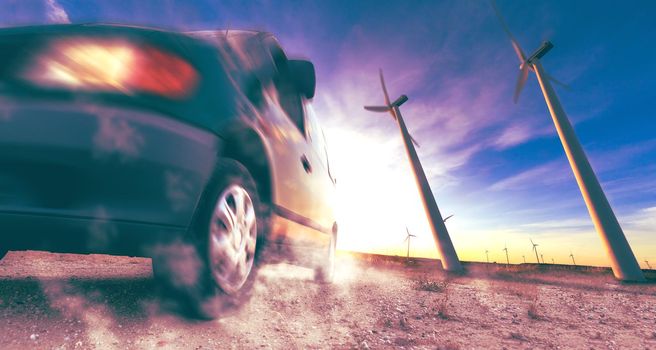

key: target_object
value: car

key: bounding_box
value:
[0,24,337,318]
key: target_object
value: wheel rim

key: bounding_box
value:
[208,184,257,294]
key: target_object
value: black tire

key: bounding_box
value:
[314,226,337,283]
[152,159,265,319]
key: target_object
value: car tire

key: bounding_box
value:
[314,226,337,283]
[152,159,264,319]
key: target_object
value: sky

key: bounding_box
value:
[1,0,654,267]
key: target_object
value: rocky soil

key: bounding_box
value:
[1,251,655,349]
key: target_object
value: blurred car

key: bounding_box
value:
[0,24,337,318]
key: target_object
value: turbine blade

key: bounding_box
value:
[409,133,420,148]
[546,73,571,90]
[490,0,526,63]
[513,64,529,103]
[379,69,391,107]
[364,106,391,113]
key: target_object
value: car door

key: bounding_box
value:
[302,103,336,231]
[258,69,318,225]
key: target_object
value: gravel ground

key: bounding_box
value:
[1,251,655,349]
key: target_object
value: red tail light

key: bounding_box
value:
[22,38,198,99]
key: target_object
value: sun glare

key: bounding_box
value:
[327,126,437,258]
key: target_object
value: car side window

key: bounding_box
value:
[305,104,327,168]
[273,67,305,135]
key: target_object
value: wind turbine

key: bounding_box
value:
[365,70,462,272]
[646,260,652,270]
[502,243,510,265]
[491,1,645,282]
[485,249,490,263]
[522,255,526,263]
[404,227,416,260]
[541,254,545,264]
[551,258,555,265]
[530,239,540,264]
[570,251,577,266]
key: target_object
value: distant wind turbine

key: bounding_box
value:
[541,254,545,264]
[551,258,555,265]
[365,70,462,272]
[646,260,652,270]
[530,239,540,264]
[491,0,645,282]
[503,243,510,265]
[570,251,577,266]
[522,255,526,264]
[485,249,490,264]
[404,227,416,260]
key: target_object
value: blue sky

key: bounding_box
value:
[1,0,654,266]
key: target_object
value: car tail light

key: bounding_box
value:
[22,38,198,99]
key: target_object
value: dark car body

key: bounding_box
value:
[0,24,336,264]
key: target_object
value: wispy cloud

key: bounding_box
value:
[45,0,70,24]
[488,158,571,191]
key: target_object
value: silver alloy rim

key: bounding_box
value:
[208,184,257,294]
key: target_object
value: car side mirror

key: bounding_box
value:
[288,59,315,99]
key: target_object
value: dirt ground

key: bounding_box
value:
[1,251,655,350]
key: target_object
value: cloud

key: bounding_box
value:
[488,158,571,192]
[623,206,656,236]
[45,0,70,24]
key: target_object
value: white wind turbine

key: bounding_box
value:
[492,1,644,281]
[365,70,462,272]
[530,238,540,264]
[404,227,416,260]
[503,243,510,265]
[570,251,577,266]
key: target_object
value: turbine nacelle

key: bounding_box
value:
[491,0,567,103]
[527,41,553,64]
[364,69,420,147]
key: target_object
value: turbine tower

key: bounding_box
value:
[530,239,540,264]
[570,251,577,266]
[365,70,462,272]
[551,258,555,265]
[404,227,416,260]
[492,1,645,282]
[522,255,526,263]
[503,243,510,265]
[646,260,652,270]
[541,254,545,264]
[485,249,490,263]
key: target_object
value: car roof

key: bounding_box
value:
[185,30,272,45]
